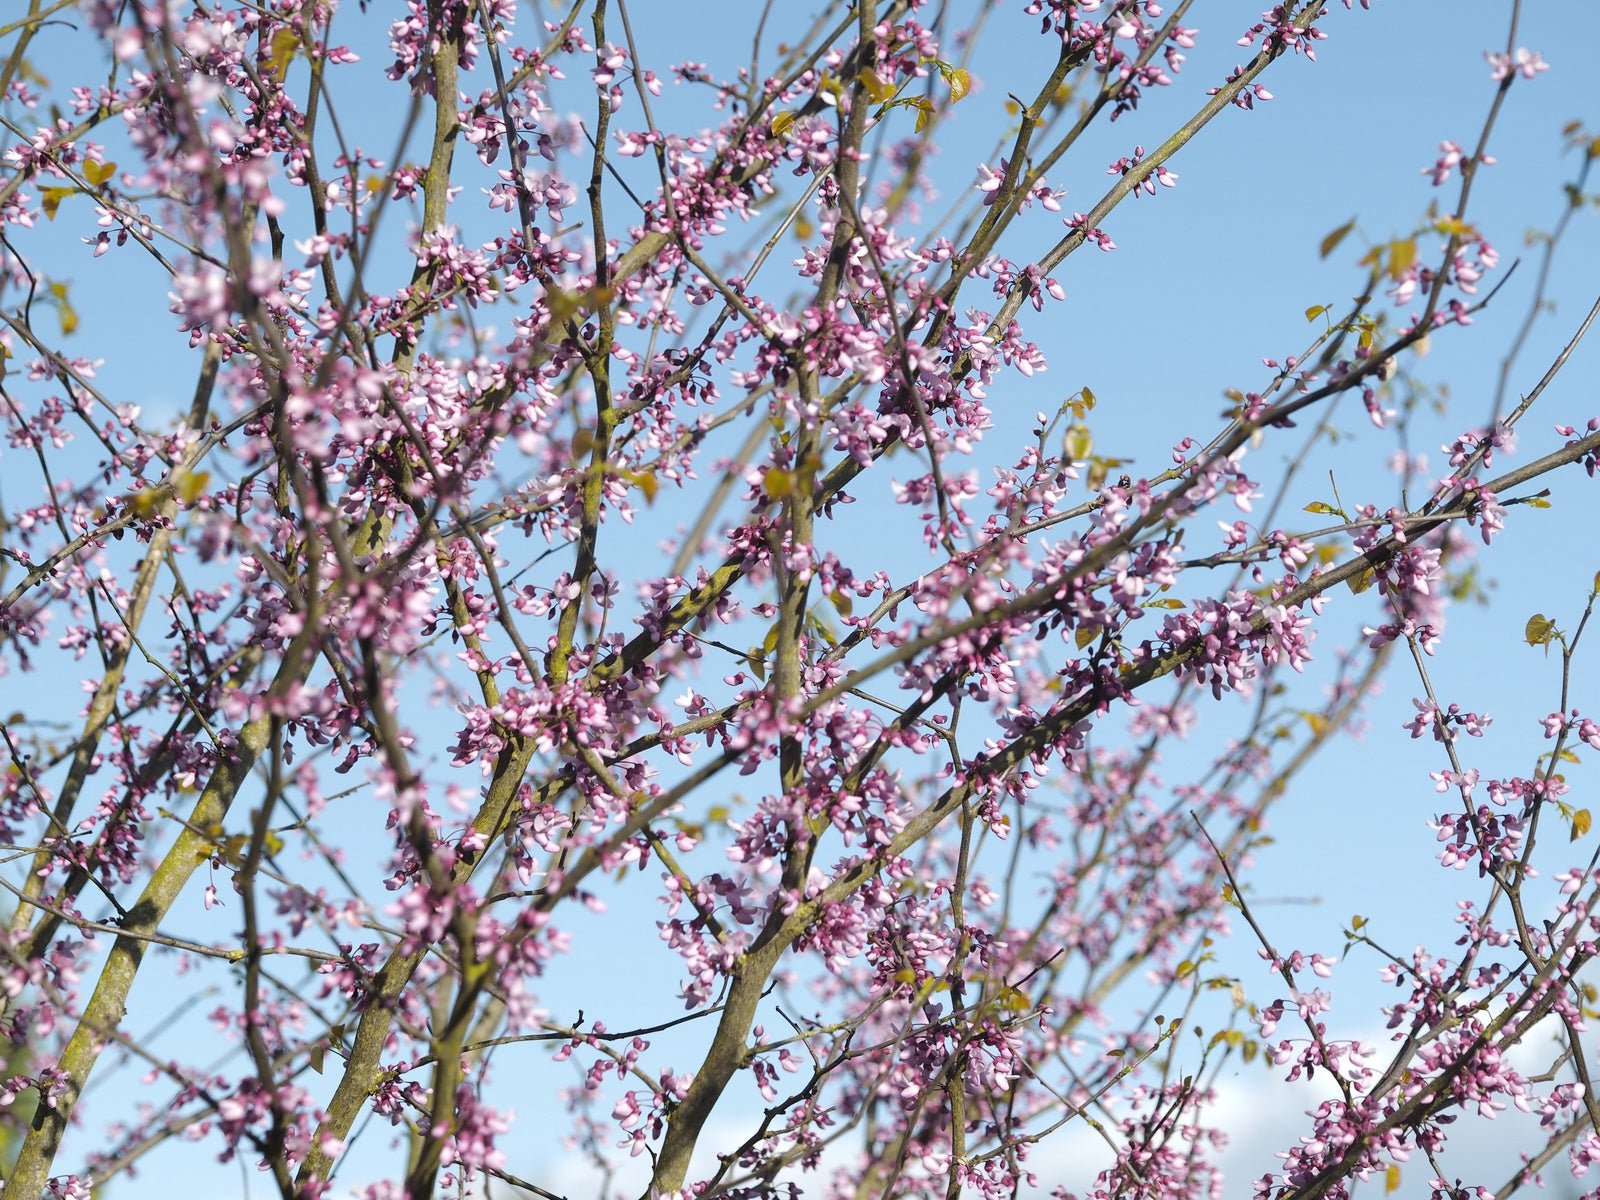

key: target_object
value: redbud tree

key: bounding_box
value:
[2,1,1599,1198]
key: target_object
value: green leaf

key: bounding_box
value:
[1304,304,1327,323]
[1302,501,1343,517]
[1573,809,1591,841]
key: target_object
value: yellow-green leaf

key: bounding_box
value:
[1384,1164,1401,1194]
[624,468,659,503]
[266,28,299,81]
[1524,613,1556,647]
[855,69,897,104]
[765,467,794,499]
[1063,422,1093,462]
[770,110,797,138]
[83,159,116,187]
[175,470,211,504]
[1318,218,1355,259]
[1302,501,1342,516]
[997,986,1031,1012]
[1433,215,1478,239]
[1387,237,1417,281]
[1304,304,1327,323]
[911,96,935,134]
[1573,809,1592,841]
[1074,625,1097,651]
[946,67,972,103]
[39,185,75,219]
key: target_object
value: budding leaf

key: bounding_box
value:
[1573,809,1592,841]
[1524,613,1555,647]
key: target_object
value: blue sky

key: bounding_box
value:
[9,1,1600,1197]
